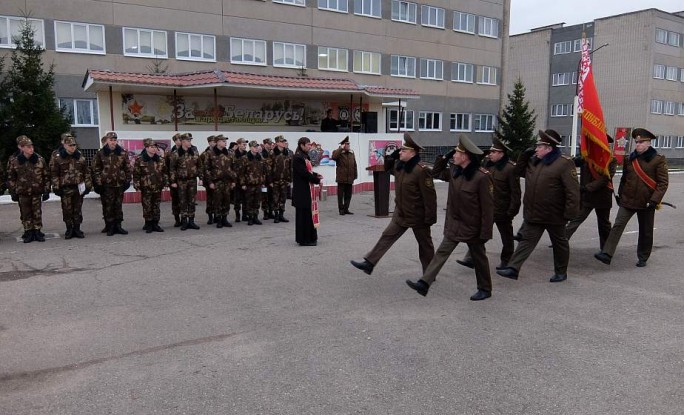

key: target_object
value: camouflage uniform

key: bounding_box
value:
[133,140,167,233]
[205,143,237,228]
[92,139,132,235]
[260,140,275,219]
[200,136,216,224]
[169,138,201,230]
[232,144,248,222]
[240,145,267,225]
[166,135,182,226]
[50,138,92,239]
[271,144,293,223]
[7,137,51,243]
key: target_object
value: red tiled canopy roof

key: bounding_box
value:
[83,69,419,99]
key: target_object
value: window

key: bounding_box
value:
[391,1,417,24]
[390,55,416,77]
[573,37,592,52]
[421,5,445,29]
[123,27,167,58]
[387,109,414,131]
[655,28,667,44]
[668,32,681,47]
[474,114,494,132]
[679,103,684,116]
[650,100,663,114]
[55,21,104,53]
[318,46,348,71]
[452,62,474,83]
[418,111,441,131]
[664,101,676,115]
[651,137,659,148]
[354,0,381,17]
[479,66,497,85]
[176,32,215,61]
[659,135,672,148]
[572,71,578,84]
[273,42,306,68]
[231,38,267,65]
[274,0,305,5]
[450,113,471,132]
[552,73,570,86]
[59,98,99,126]
[478,16,499,38]
[653,64,665,79]
[453,12,475,33]
[0,16,44,48]
[420,58,443,80]
[551,104,572,117]
[553,41,572,55]
[665,66,678,81]
[681,68,684,82]
[353,50,381,74]
[318,0,348,13]
[676,136,684,148]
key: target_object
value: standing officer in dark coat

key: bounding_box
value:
[406,135,494,300]
[331,135,358,215]
[594,128,669,267]
[7,136,51,243]
[497,129,580,282]
[205,134,237,228]
[271,135,292,223]
[169,133,201,230]
[351,133,437,275]
[566,135,618,251]
[133,138,167,233]
[50,135,92,239]
[92,131,132,236]
[292,136,323,246]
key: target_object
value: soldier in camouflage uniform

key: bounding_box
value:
[271,135,292,223]
[133,138,167,233]
[240,140,267,226]
[200,135,217,224]
[7,136,51,243]
[169,133,201,230]
[50,135,92,239]
[205,134,237,228]
[92,131,132,236]
[260,138,276,220]
[232,138,248,222]
[167,133,183,227]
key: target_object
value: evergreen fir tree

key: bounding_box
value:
[0,19,71,164]
[495,78,537,160]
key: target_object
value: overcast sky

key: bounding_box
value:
[510,0,683,34]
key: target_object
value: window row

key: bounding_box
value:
[553,37,593,55]
[389,56,497,83]
[653,136,684,149]
[550,104,574,117]
[653,64,684,82]
[59,98,99,126]
[387,109,496,132]
[650,100,684,116]
[551,72,578,86]
[655,28,682,47]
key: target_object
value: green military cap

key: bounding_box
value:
[401,133,423,152]
[17,135,33,146]
[172,133,182,141]
[631,128,656,142]
[206,135,216,143]
[339,136,350,145]
[490,136,512,153]
[61,132,74,142]
[105,131,118,139]
[455,134,483,156]
[249,140,259,148]
[537,129,561,147]
[63,136,77,146]
[237,138,247,144]
[143,138,157,148]
[263,138,273,145]
[214,134,227,142]
[274,135,286,143]
[181,133,193,141]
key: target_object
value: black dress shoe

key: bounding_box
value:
[636,259,647,267]
[496,267,519,280]
[344,210,353,215]
[549,274,567,283]
[495,263,508,270]
[405,279,429,296]
[594,252,612,265]
[339,210,346,215]
[456,259,475,269]
[470,290,491,301]
[350,259,374,275]
[299,241,317,246]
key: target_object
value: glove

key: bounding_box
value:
[93,185,102,194]
[54,188,64,197]
[83,188,90,196]
[444,149,456,160]
[390,148,400,159]
[42,193,50,201]
[646,201,657,210]
[123,181,131,192]
[579,185,586,193]
[11,193,18,202]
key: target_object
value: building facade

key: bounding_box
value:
[0,0,508,150]
[506,8,684,161]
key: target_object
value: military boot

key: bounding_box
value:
[106,221,116,236]
[101,222,110,233]
[186,218,200,230]
[23,230,35,243]
[235,209,241,223]
[252,215,263,225]
[247,215,254,226]
[221,216,232,228]
[174,214,182,227]
[151,220,164,232]
[64,225,74,240]
[216,215,224,228]
[72,225,85,238]
[242,212,249,222]
[34,229,46,242]
[207,213,214,225]
[278,210,289,223]
[180,218,189,231]
[145,220,153,233]
[274,213,280,223]
[115,221,128,235]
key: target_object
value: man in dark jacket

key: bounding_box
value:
[565,135,618,251]
[594,128,669,267]
[406,135,494,301]
[320,109,340,132]
[331,136,358,215]
[351,133,437,275]
[497,129,580,282]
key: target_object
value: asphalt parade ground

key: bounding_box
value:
[1,175,683,414]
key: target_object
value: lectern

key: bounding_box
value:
[366,165,391,217]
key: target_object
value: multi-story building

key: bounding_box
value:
[506,8,684,161]
[0,0,509,150]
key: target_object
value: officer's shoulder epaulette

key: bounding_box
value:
[507,160,517,166]
[417,162,428,169]
[479,167,490,174]
[561,155,573,160]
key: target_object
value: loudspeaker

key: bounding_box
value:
[361,112,378,133]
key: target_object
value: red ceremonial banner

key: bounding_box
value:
[577,37,612,178]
